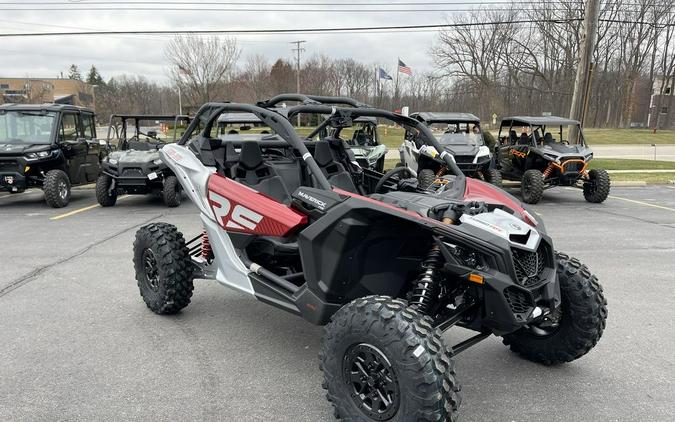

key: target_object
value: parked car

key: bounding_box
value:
[0,103,102,208]
[497,116,610,204]
[96,114,190,207]
[400,112,500,189]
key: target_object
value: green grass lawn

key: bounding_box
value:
[582,128,675,145]
[608,172,675,183]
[589,158,675,170]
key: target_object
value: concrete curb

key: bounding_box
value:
[612,181,647,187]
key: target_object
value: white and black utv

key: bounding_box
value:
[400,112,500,188]
[497,116,610,204]
[96,114,190,207]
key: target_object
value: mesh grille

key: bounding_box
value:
[121,168,144,177]
[0,161,19,172]
[511,246,546,287]
[561,159,584,173]
[504,286,533,314]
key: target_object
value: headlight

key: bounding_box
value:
[443,242,492,272]
[584,153,593,160]
[153,159,163,165]
[108,158,118,165]
[543,153,558,161]
[25,151,51,160]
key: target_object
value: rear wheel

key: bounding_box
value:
[320,296,461,421]
[583,168,610,203]
[417,168,436,190]
[163,175,182,207]
[502,252,607,365]
[133,223,193,314]
[521,169,544,204]
[95,174,117,207]
[483,168,502,187]
[43,169,71,208]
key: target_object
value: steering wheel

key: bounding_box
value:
[374,166,414,193]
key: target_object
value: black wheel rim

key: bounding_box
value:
[343,343,400,420]
[142,249,160,292]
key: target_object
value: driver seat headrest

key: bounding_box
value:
[313,141,334,167]
[239,142,264,170]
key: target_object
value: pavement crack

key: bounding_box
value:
[0,214,164,298]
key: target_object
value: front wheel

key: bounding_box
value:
[483,168,502,187]
[417,168,436,190]
[320,296,461,421]
[95,174,117,207]
[162,175,182,207]
[521,169,544,204]
[502,252,608,365]
[133,223,194,314]
[583,168,610,203]
[43,169,71,208]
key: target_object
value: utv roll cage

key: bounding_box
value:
[178,103,465,189]
[257,93,371,109]
[499,116,587,147]
[107,114,191,149]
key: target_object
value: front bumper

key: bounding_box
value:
[0,172,27,192]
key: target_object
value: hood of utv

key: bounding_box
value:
[441,143,480,158]
[537,143,593,159]
[0,143,52,156]
[108,149,161,164]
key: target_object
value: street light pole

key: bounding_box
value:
[291,40,306,126]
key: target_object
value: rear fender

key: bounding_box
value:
[159,143,214,217]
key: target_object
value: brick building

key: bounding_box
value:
[0,77,96,109]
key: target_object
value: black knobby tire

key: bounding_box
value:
[583,168,610,203]
[95,174,117,207]
[43,169,71,208]
[417,168,436,190]
[521,169,545,204]
[502,252,608,365]
[163,175,182,207]
[483,168,502,187]
[320,296,461,421]
[133,223,194,314]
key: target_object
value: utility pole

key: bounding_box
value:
[290,40,306,126]
[569,0,600,141]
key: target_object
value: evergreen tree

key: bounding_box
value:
[68,64,82,81]
[86,65,105,86]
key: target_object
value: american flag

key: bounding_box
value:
[398,59,412,76]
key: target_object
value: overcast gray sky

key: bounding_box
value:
[0,1,461,83]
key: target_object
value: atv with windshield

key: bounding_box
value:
[0,103,102,208]
[96,114,190,207]
[400,112,501,189]
[133,102,607,421]
[497,116,610,204]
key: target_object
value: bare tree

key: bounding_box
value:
[166,35,240,106]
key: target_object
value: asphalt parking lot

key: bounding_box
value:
[1,185,674,421]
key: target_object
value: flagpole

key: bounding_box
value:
[395,58,400,105]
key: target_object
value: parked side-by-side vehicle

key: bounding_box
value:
[96,114,190,207]
[497,116,610,204]
[0,103,102,208]
[132,102,607,421]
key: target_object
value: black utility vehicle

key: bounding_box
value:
[96,114,189,207]
[0,103,102,207]
[497,116,610,204]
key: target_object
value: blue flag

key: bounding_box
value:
[378,68,393,81]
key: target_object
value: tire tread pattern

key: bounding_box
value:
[503,252,608,365]
[319,295,461,421]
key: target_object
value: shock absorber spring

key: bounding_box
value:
[201,229,213,261]
[436,166,447,177]
[410,246,442,313]
[542,163,555,179]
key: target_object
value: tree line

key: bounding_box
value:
[80,0,673,129]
